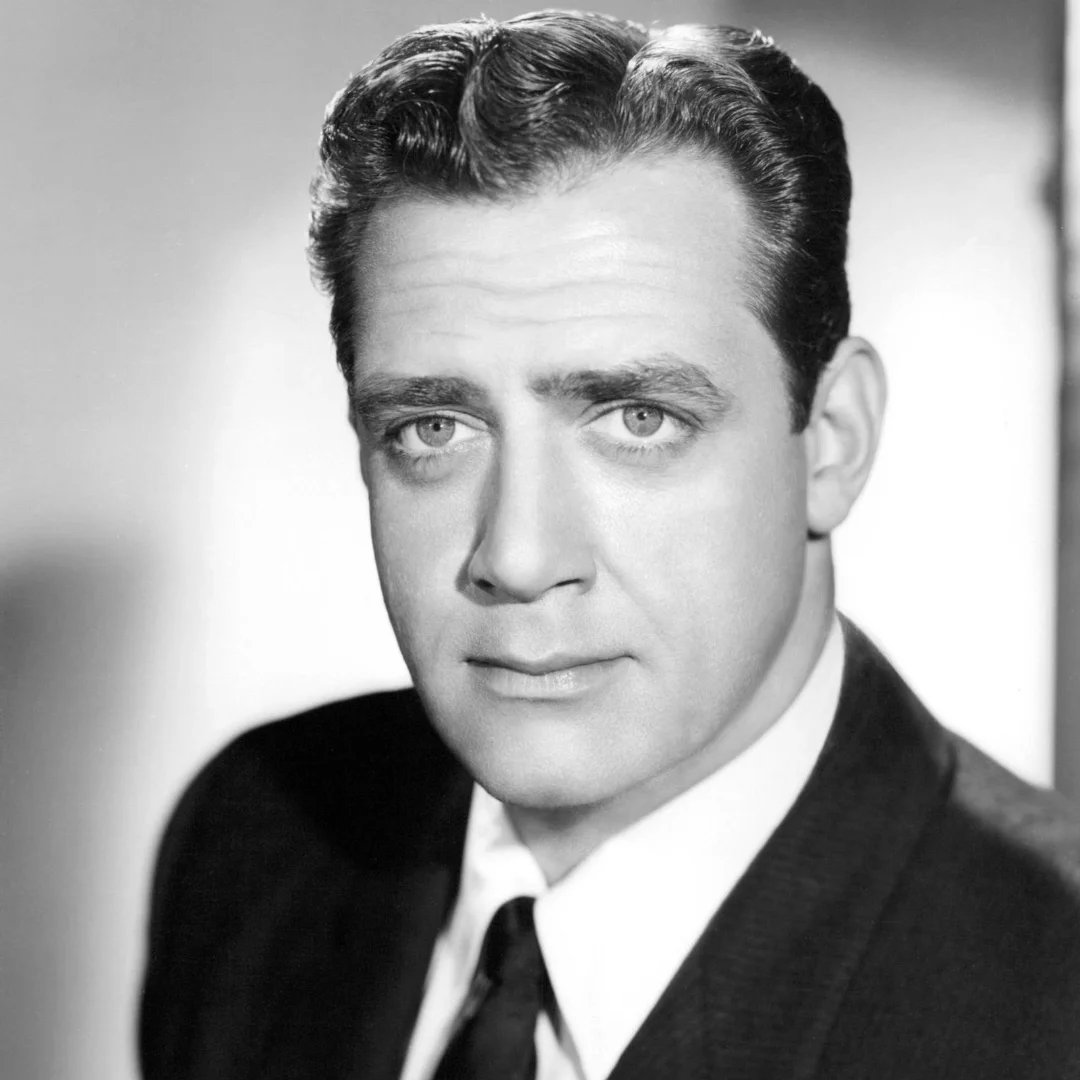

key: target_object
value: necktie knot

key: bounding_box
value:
[433,896,547,1080]
[479,895,541,988]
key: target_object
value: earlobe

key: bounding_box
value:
[804,336,886,537]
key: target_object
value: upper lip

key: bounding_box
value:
[467,652,622,676]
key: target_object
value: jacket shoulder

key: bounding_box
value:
[139,688,467,1078]
[909,727,1080,962]
[149,687,451,893]
[823,637,1080,1076]
[947,732,1080,877]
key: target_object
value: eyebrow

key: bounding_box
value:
[350,374,487,428]
[529,357,733,415]
[350,356,734,427]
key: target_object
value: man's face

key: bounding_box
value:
[352,156,820,811]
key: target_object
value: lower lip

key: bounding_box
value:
[467,658,626,700]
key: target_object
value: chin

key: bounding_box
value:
[463,728,648,813]
[475,767,598,812]
[415,668,663,809]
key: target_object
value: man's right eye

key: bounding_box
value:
[413,416,457,448]
[391,415,484,455]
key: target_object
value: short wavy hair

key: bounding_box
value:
[309,10,850,430]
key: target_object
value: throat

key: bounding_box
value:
[505,787,678,885]
[505,804,609,886]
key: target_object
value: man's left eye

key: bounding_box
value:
[590,404,679,441]
[621,405,665,437]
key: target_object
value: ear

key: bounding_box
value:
[804,336,886,537]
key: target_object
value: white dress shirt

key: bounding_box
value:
[400,617,845,1080]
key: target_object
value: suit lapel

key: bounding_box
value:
[342,760,473,1080]
[243,691,474,1080]
[607,621,954,1080]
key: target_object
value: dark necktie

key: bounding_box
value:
[432,896,547,1080]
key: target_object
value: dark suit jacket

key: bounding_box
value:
[140,623,1080,1079]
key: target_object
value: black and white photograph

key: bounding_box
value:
[3,1,1077,1077]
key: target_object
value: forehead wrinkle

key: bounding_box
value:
[369,278,704,331]
[367,216,748,291]
[363,229,753,334]
[370,230,717,299]
[376,275,662,297]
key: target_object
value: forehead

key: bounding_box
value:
[353,155,774,378]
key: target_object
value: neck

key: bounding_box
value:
[509,548,836,884]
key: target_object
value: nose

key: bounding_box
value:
[466,439,596,603]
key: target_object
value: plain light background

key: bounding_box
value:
[0,0,1061,1077]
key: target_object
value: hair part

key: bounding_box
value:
[309,10,851,430]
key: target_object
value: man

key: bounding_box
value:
[140,11,1080,1080]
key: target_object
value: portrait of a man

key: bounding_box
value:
[133,10,1080,1080]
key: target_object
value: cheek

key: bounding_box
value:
[608,432,804,562]
[598,434,807,646]
[367,475,477,646]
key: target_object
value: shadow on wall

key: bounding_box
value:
[0,542,153,1080]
